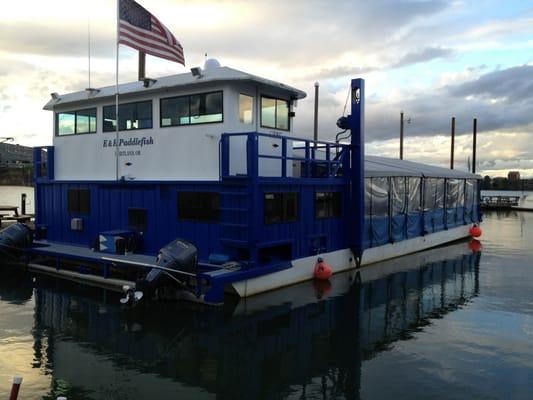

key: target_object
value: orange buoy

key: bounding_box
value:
[468,239,482,253]
[314,257,332,280]
[469,224,482,238]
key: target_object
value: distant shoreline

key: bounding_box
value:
[0,167,33,187]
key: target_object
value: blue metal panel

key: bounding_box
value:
[37,181,224,258]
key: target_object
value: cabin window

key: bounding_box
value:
[177,192,220,222]
[436,179,445,208]
[128,208,148,231]
[103,100,153,132]
[391,177,407,215]
[67,189,90,215]
[446,179,461,208]
[264,192,298,224]
[57,108,96,136]
[465,179,475,208]
[239,94,253,124]
[458,179,466,207]
[261,96,289,131]
[408,177,422,212]
[369,177,389,217]
[364,179,372,216]
[161,91,223,127]
[423,178,435,210]
[315,192,341,219]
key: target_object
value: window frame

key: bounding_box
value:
[260,95,290,131]
[55,108,97,137]
[177,191,221,223]
[102,100,153,133]
[238,93,254,124]
[264,192,299,224]
[128,207,148,232]
[160,90,224,128]
[315,191,342,219]
[67,188,91,215]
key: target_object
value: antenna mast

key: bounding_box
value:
[88,12,91,89]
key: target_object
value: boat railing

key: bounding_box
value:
[220,132,350,180]
[33,146,54,182]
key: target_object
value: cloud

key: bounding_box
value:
[311,47,454,80]
[0,23,113,58]
[318,64,533,143]
[448,65,533,102]
[392,47,454,68]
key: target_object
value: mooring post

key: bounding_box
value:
[138,51,146,81]
[450,116,455,169]
[9,376,23,400]
[21,193,26,216]
[313,81,319,143]
[400,111,404,160]
[472,118,477,174]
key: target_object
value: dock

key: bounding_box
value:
[480,195,533,211]
[0,205,33,227]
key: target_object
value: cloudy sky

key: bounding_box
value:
[1,0,532,177]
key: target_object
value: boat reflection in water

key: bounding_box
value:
[2,240,480,400]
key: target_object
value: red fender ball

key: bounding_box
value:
[314,258,333,280]
[469,225,482,238]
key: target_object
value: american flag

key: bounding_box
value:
[119,0,185,65]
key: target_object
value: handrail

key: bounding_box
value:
[221,131,350,148]
[220,132,349,179]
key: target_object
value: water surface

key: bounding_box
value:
[0,211,532,399]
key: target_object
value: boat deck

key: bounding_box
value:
[30,240,156,265]
[25,240,293,304]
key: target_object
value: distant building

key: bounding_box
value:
[508,171,521,181]
[0,143,33,168]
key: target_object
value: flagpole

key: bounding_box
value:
[115,0,120,181]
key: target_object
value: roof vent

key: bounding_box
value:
[85,88,100,97]
[142,78,157,88]
[190,67,203,78]
[204,58,221,71]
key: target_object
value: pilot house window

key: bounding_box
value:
[161,91,223,126]
[57,108,96,136]
[103,100,153,132]
[261,96,289,131]
[239,94,253,124]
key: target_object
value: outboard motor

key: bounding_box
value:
[125,239,198,304]
[0,223,33,259]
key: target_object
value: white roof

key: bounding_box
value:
[44,65,307,111]
[365,155,480,179]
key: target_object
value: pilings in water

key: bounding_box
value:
[9,376,22,400]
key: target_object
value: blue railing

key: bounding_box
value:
[220,132,350,179]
